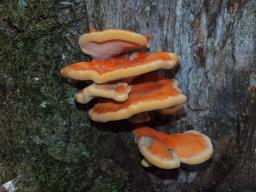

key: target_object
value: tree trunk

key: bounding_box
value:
[0,0,255,191]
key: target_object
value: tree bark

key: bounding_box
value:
[0,0,255,191]
[84,0,256,191]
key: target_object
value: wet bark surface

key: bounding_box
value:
[0,0,255,191]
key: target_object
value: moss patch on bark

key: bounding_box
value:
[0,1,129,191]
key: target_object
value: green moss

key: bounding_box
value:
[90,159,128,192]
[0,1,127,191]
[91,175,127,192]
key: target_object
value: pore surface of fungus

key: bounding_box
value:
[157,103,184,115]
[141,158,153,167]
[134,127,213,166]
[89,79,187,122]
[78,29,150,59]
[60,52,180,83]
[75,83,131,104]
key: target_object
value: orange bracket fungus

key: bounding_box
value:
[78,29,150,59]
[89,79,187,122]
[75,83,131,104]
[60,52,180,83]
[60,28,214,170]
[134,127,213,168]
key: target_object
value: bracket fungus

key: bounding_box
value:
[60,28,214,170]
[89,79,187,122]
[78,29,150,59]
[60,52,180,83]
[75,83,131,104]
[134,127,213,167]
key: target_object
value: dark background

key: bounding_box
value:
[0,0,255,191]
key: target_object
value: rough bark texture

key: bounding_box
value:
[0,0,255,191]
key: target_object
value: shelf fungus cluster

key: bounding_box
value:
[134,127,213,169]
[60,29,213,169]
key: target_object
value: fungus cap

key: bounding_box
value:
[60,52,180,83]
[75,83,131,104]
[89,79,187,122]
[78,29,150,59]
[134,127,213,165]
